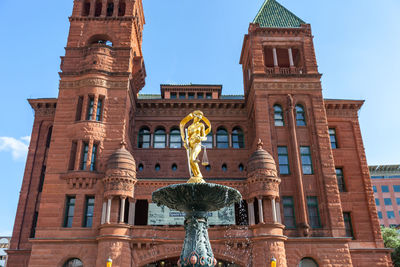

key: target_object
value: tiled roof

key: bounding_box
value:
[253,0,305,28]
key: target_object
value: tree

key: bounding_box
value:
[381,226,400,266]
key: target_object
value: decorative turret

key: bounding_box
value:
[104,143,137,199]
[247,139,280,200]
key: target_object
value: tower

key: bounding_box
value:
[8,0,145,266]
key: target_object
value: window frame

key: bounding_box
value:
[300,146,313,175]
[83,196,95,228]
[387,211,395,219]
[343,212,354,239]
[95,97,103,122]
[307,196,321,229]
[86,96,95,120]
[90,143,98,171]
[153,128,166,149]
[295,104,307,126]
[273,104,284,126]
[63,196,76,228]
[231,127,245,149]
[282,196,296,229]
[335,168,346,192]
[169,128,182,149]
[80,142,89,170]
[216,127,229,149]
[382,185,390,193]
[329,128,338,149]
[277,146,290,175]
[384,198,392,206]
[394,185,400,193]
[138,127,151,148]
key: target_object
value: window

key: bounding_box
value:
[329,128,338,149]
[375,198,380,206]
[170,92,177,99]
[96,97,103,121]
[82,1,91,16]
[30,211,38,238]
[274,104,284,126]
[222,164,227,172]
[63,196,76,228]
[63,258,83,267]
[394,186,400,193]
[387,211,395,219]
[197,93,204,99]
[69,141,78,171]
[378,211,383,219]
[75,96,84,121]
[94,0,102,17]
[179,93,186,99]
[106,1,114,16]
[138,163,144,172]
[203,131,213,148]
[295,104,306,126]
[300,146,313,175]
[154,128,166,148]
[83,196,95,228]
[155,164,161,171]
[118,1,126,16]
[205,165,211,171]
[384,198,392,206]
[38,166,46,192]
[307,196,321,228]
[86,96,95,120]
[90,143,98,171]
[299,258,318,267]
[80,142,89,170]
[216,127,229,148]
[134,200,148,226]
[382,186,389,193]
[169,128,181,148]
[335,168,346,192]
[373,186,377,193]
[238,164,244,172]
[277,146,290,175]
[46,126,53,148]
[232,127,245,148]
[188,93,195,99]
[206,93,212,99]
[343,212,354,238]
[171,164,178,171]
[396,198,400,205]
[283,197,296,229]
[138,127,151,148]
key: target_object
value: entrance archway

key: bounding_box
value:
[142,258,242,267]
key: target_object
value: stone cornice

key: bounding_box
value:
[59,78,129,90]
[69,16,136,22]
[28,98,57,117]
[136,100,246,111]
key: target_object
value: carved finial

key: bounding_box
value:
[120,140,127,149]
[257,139,264,150]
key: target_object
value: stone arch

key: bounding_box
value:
[87,34,114,47]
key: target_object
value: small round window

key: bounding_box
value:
[205,165,211,172]
[138,163,144,172]
[155,164,161,172]
[172,164,178,171]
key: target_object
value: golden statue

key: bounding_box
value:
[180,110,211,183]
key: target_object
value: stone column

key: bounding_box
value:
[258,197,264,224]
[287,94,309,235]
[101,201,107,224]
[74,141,83,170]
[273,47,279,74]
[86,139,94,171]
[81,95,88,121]
[106,197,112,224]
[248,200,255,226]
[150,133,154,148]
[101,0,107,16]
[128,200,136,225]
[89,0,96,16]
[288,48,294,67]
[271,197,277,223]
[228,133,232,148]
[120,197,126,223]
[166,133,170,148]
[91,94,98,121]
[276,201,282,224]
[113,0,120,17]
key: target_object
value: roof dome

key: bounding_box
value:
[247,139,277,174]
[107,145,136,171]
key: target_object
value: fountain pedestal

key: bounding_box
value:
[152,183,242,267]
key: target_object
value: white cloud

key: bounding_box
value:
[0,136,30,160]
[21,136,31,143]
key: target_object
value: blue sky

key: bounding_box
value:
[0,0,399,235]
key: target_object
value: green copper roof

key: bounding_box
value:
[253,0,305,28]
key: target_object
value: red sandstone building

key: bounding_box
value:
[7,0,392,266]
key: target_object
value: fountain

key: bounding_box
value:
[152,110,242,267]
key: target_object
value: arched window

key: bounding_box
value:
[89,35,113,47]
[63,258,83,267]
[154,127,166,148]
[216,127,229,148]
[299,258,318,267]
[106,0,114,16]
[94,0,102,17]
[82,0,91,16]
[138,127,150,148]
[203,131,213,149]
[232,127,245,148]
[46,126,53,148]
[169,128,181,148]
[296,104,306,126]
[274,104,284,126]
[118,1,126,16]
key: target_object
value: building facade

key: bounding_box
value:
[7,0,392,266]
[370,165,400,228]
[0,237,10,267]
